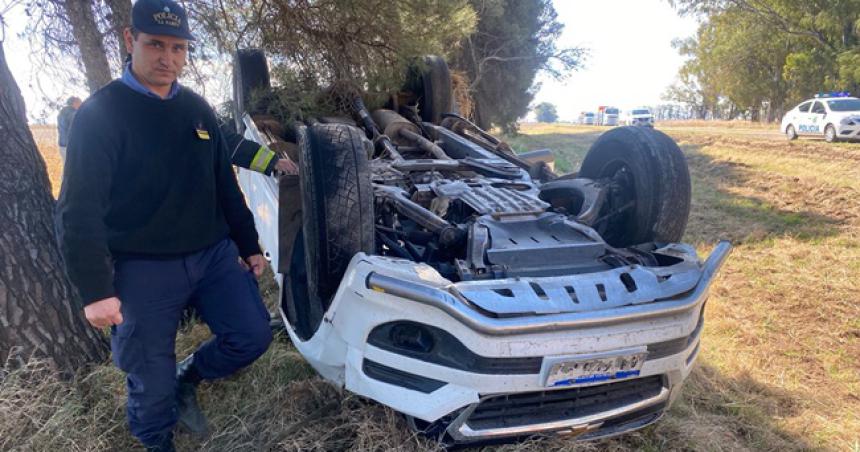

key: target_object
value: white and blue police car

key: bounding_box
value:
[781,92,860,142]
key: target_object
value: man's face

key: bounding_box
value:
[72,99,82,109]
[124,29,188,90]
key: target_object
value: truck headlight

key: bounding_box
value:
[389,322,435,353]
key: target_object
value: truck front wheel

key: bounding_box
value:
[284,123,375,340]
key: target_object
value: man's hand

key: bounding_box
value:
[84,297,123,328]
[274,157,298,175]
[244,254,267,277]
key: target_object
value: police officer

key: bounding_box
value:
[56,1,274,450]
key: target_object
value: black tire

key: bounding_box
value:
[579,126,691,247]
[290,123,374,339]
[824,124,837,143]
[405,55,453,124]
[233,49,271,133]
[786,124,798,140]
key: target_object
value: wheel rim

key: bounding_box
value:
[826,127,835,141]
[788,126,795,138]
[595,161,637,243]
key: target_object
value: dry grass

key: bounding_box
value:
[513,123,860,451]
[30,125,63,198]
[661,120,777,130]
[450,70,475,121]
[3,124,858,451]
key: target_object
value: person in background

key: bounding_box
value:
[57,96,81,164]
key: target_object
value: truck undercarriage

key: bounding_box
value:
[232,49,731,446]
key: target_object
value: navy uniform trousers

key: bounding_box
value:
[110,237,273,445]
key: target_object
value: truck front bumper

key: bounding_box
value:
[279,241,731,444]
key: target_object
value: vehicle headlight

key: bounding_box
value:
[389,322,435,353]
[367,320,543,374]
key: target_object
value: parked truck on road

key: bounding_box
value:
[597,106,619,126]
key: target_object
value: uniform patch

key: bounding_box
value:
[194,121,210,140]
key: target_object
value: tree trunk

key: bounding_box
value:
[472,98,491,130]
[64,0,113,93]
[0,42,109,373]
[104,0,133,64]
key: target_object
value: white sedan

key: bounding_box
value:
[781,95,860,142]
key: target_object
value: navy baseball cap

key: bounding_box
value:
[132,0,196,41]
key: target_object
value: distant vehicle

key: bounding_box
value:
[597,106,619,126]
[781,92,860,142]
[578,111,596,125]
[624,108,654,127]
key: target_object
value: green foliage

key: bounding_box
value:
[451,0,584,133]
[188,0,582,127]
[668,0,860,121]
[190,0,476,120]
[835,49,860,89]
[533,102,558,122]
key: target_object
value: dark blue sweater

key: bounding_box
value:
[56,81,262,306]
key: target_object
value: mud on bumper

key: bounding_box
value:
[281,242,731,444]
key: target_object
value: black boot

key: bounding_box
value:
[175,354,210,435]
[144,432,175,452]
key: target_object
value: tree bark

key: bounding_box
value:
[0,42,109,373]
[472,97,491,131]
[64,0,113,93]
[104,0,133,64]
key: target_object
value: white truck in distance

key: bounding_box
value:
[578,111,596,125]
[625,108,654,127]
[597,106,619,126]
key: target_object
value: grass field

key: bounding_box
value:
[3,122,858,451]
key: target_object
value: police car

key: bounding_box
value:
[781,92,860,142]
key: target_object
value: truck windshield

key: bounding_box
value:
[585,113,594,117]
[605,108,619,114]
[826,99,860,112]
[632,109,650,115]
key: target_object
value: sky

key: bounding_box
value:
[3,0,700,123]
[531,0,700,121]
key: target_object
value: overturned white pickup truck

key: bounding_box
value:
[233,49,730,446]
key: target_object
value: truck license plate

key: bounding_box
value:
[545,349,648,387]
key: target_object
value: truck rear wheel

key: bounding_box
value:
[286,123,374,339]
[579,126,691,247]
[404,55,453,124]
[233,49,271,133]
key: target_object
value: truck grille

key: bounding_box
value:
[464,375,664,431]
